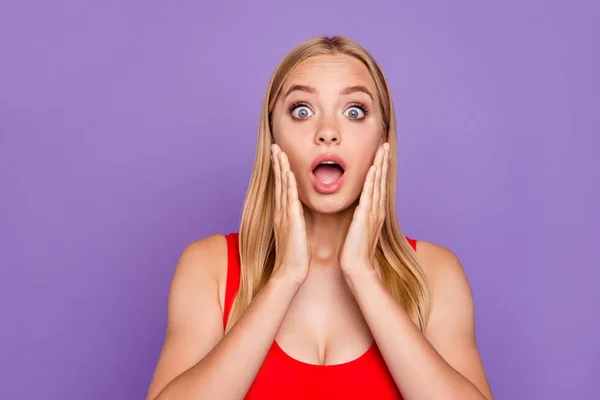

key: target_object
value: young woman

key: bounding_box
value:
[146,35,494,400]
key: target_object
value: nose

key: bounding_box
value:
[314,122,341,145]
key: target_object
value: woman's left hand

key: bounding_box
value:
[339,142,391,278]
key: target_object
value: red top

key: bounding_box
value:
[223,232,417,399]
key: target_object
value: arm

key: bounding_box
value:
[344,241,494,400]
[145,234,300,400]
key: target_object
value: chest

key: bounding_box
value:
[275,267,374,366]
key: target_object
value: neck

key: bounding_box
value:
[302,200,357,264]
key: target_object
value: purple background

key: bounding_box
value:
[1,1,598,399]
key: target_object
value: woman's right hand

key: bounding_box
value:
[270,144,311,287]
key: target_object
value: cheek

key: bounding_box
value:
[272,123,312,168]
[348,129,381,159]
[271,133,308,178]
[347,135,380,179]
[270,106,288,140]
[344,117,382,141]
[271,114,304,148]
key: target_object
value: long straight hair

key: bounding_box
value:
[225,35,431,333]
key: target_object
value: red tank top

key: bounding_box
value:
[223,232,417,399]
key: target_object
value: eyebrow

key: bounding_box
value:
[283,84,374,101]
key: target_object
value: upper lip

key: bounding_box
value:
[310,153,347,172]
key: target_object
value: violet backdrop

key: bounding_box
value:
[1,0,598,399]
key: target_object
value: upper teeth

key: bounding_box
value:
[320,161,337,165]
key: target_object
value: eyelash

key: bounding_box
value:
[287,102,370,119]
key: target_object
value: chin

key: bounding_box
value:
[302,190,356,215]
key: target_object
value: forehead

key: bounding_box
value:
[284,54,377,93]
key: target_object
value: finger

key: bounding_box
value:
[380,145,390,213]
[272,145,282,212]
[287,171,304,223]
[372,147,384,215]
[359,164,377,213]
[279,151,289,216]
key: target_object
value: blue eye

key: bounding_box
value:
[287,102,369,120]
[345,107,364,119]
[288,103,314,120]
[344,103,369,120]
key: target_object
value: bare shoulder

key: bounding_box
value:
[173,233,228,283]
[412,239,494,399]
[412,239,474,334]
[164,233,229,336]
[145,233,229,400]
[171,233,230,312]
[412,239,469,288]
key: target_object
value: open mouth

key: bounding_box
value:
[310,158,346,194]
[312,161,345,185]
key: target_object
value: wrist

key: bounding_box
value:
[343,263,378,280]
[343,265,379,290]
[268,271,304,292]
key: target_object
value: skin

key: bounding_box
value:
[145,54,494,400]
[268,54,388,364]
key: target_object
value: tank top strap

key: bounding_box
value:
[406,236,417,251]
[223,232,241,328]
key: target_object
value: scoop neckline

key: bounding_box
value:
[272,340,376,369]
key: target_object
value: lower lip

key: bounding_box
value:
[311,171,345,194]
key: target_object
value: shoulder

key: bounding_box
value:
[411,240,494,399]
[170,234,229,305]
[175,233,228,276]
[146,235,230,399]
[412,240,474,334]
[412,239,465,279]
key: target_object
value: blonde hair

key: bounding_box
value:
[226,35,431,333]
